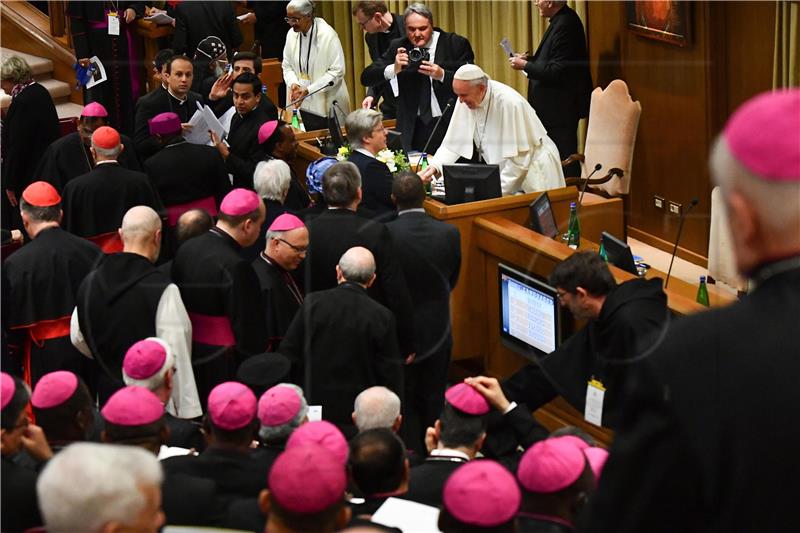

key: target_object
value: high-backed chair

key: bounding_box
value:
[562,80,641,234]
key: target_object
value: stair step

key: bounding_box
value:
[0,47,53,77]
[38,77,71,100]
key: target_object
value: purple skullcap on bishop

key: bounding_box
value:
[584,446,609,481]
[723,89,800,182]
[1,372,15,410]
[443,460,521,527]
[517,436,588,493]
[123,339,168,380]
[258,385,302,427]
[31,371,78,409]
[220,188,261,216]
[556,434,590,451]
[268,213,305,232]
[258,120,280,145]
[101,386,164,426]
[81,102,108,118]
[268,443,347,514]
[148,112,182,137]
[286,420,348,465]
[22,181,61,207]
[208,381,257,430]
[445,383,490,415]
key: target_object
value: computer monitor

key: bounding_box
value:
[442,163,502,204]
[499,263,560,360]
[601,231,638,275]
[529,192,559,239]
[327,107,345,150]
[299,109,328,132]
[386,130,403,152]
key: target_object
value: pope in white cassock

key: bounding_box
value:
[421,64,565,196]
[282,0,351,122]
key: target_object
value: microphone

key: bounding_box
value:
[421,98,455,156]
[577,163,602,208]
[331,99,348,121]
[665,197,699,288]
[283,81,334,111]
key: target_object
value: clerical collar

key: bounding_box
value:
[167,88,188,104]
[398,208,425,215]
[750,254,800,288]
[95,160,119,166]
[430,448,470,461]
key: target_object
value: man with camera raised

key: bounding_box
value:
[361,3,474,154]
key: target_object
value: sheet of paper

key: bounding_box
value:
[307,405,322,422]
[145,12,175,25]
[85,56,107,89]
[183,109,212,145]
[372,497,441,533]
[202,104,227,142]
[500,37,514,57]
[218,106,236,134]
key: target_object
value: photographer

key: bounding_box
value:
[361,3,474,153]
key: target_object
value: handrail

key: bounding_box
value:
[0,2,76,65]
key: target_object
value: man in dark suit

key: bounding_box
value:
[279,246,403,437]
[387,172,460,450]
[361,3,474,153]
[172,0,243,56]
[303,162,415,359]
[586,90,800,532]
[134,56,204,161]
[345,109,395,217]
[352,1,404,118]
[510,0,592,177]
[206,52,279,120]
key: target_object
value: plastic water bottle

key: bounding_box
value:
[291,109,305,132]
[566,202,581,249]
[420,153,431,195]
[696,275,710,307]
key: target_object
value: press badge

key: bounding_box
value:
[107,12,120,36]
[584,378,605,426]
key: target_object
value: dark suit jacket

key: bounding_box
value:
[172,0,243,56]
[134,87,204,161]
[586,265,800,533]
[404,455,468,508]
[162,471,224,527]
[226,107,270,189]
[348,150,395,216]
[386,211,460,361]
[144,140,230,208]
[361,29,474,152]
[361,12,404,117]
[524,5,592,131]
[303,208,414,355]
[279,282,403,431]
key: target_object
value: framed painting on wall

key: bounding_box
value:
[626,0,691,47]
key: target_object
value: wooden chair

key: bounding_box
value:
[562,80,641,235]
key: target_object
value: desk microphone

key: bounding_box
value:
[665,197,699,289]
[281,81,334,114]
[577,163,602,206]
[421,98,455,156]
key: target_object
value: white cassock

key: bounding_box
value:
[430,80,565,195]
[282,17,350,122]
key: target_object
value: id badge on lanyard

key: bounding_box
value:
[107,11,120,36]
[584,378,605,426]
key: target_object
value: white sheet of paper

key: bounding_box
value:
[183,109,211,145]
[218,106,236,134]
[500,37,514,57]
[85,56,107,90]
[144,12,175,25]
[372,497,441,533]
[307,405,322,421]
[202,104,227,142]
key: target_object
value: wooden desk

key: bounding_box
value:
[423,186,625,362]
[469,215,737,447]
[134,19,173,93]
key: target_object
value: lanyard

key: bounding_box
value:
[298,20,315,76]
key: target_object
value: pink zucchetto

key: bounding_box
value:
[258,385,302,427]
[584,446,610,481]
[258,120,280,145]
[220,188,261,216]
[1,372,15,410]
[268,443,347,514]
[31,371,78,409]
[81,101,108,118]
[123,339,168,380]
[286,420,348,465]
[148,112,182,136]
[517,436,588,493]
[208,381,257,431]
[723,89,800,182]
[101,386,164,426]
[445,383,490,416]
[443,460,521,527]
[268,213,305,232]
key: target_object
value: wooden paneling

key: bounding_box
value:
[586,1,775,262]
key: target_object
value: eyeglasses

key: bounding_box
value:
[278,238,307,253]
[284,14,308,23]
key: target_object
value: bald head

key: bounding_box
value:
[175,208,213,246]
[120,206,162,262]
[337,246,376,286]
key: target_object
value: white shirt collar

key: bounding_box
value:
[167,87,187,103]
[398,208,425,215]
[430,448,470,461]
[355,147,376,159]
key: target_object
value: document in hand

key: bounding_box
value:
[184,102,229,146]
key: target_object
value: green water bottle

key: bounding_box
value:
[566,201,581,250]
[696,275,710,307]
[420,153,431,195]
[598,239,608,262]
[291,109,303,131]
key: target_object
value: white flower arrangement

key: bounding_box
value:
[335,145,410,174]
